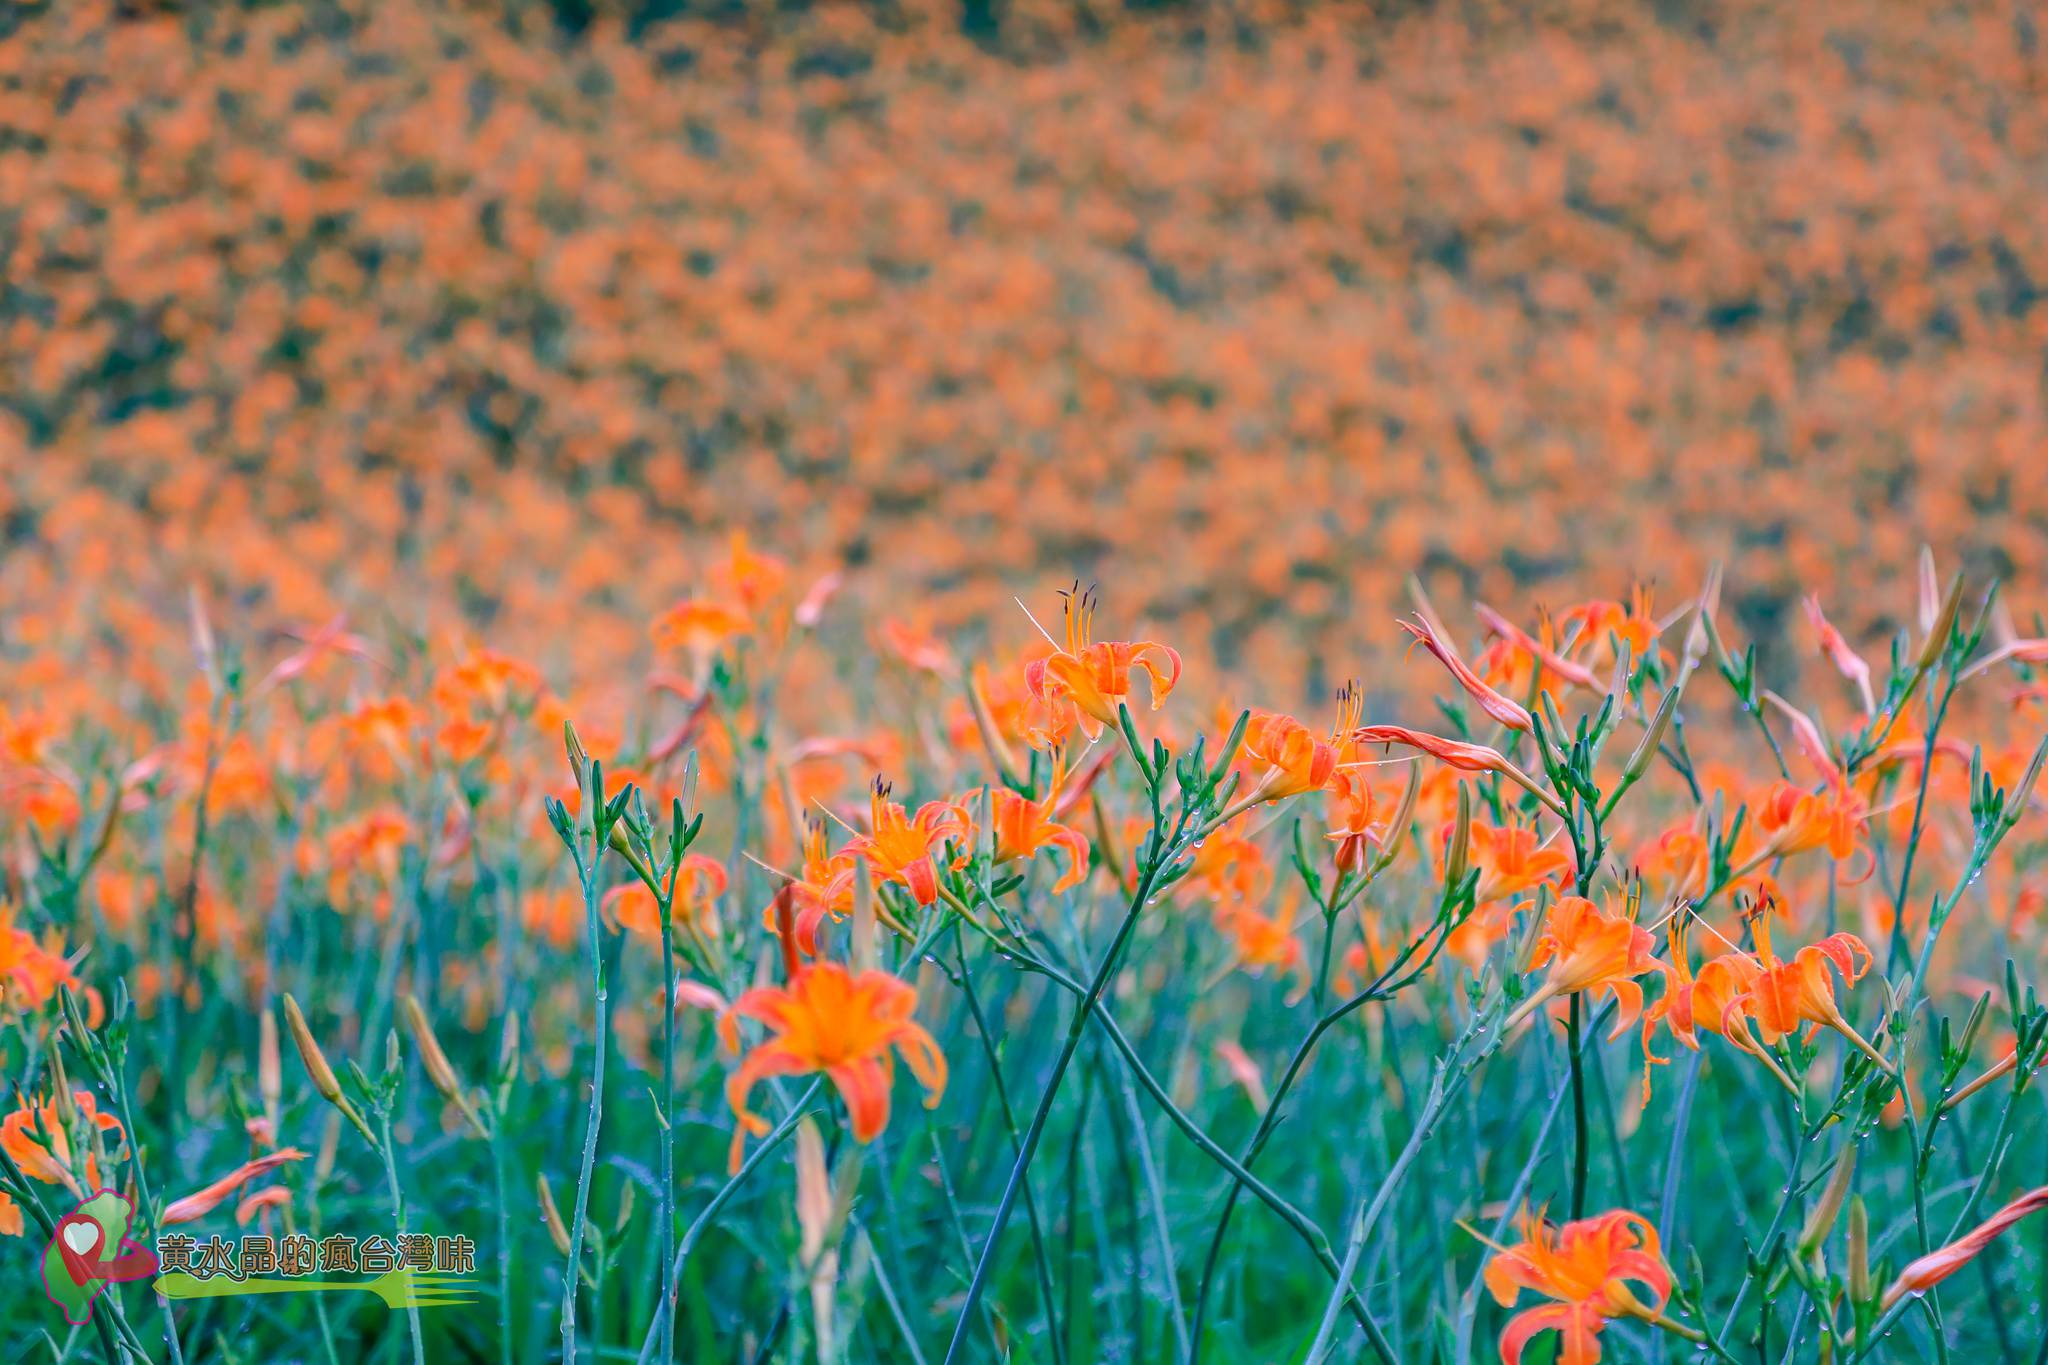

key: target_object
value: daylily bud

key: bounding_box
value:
[1621,683,1683,785]
[537,1174,572,1256]
[282,994,377,1145]
[613,1179,635,1235]
[1916,548,1939,635]
[1797,1145,1856,1257]
[1915,573,1964,675]
[403,994,488,1139]
[1681,564,1722,678]
[1369,760,1424,877]
[1443,782,1472,891]
[259,1007,282,1125]
[1847,1196,1871,1305]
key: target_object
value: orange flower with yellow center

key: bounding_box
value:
[720,962,945,1172]
[843,778,969,906]
[1505,891,1664,1037]
[1481,1207,1675,1365]
[1022,585,1180,740]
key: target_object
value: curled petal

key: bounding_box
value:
[1883,1187,2048,1309]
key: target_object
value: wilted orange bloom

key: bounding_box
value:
[1351,725,1511,775]
[843,778,969,905]
[1475,604,1602,691]
[1401,615,1532,731]
[259,614,376,692]
[1483,1207,1674,1365]
[1883,1187,2048,1310]
[236,1186,293,1226]
[1213,1040,1269,1110]
[1,1091,123,1190]
[1463,821,1571,905]
[1022,585,1181,741]
[1507,892,1664,1036]
[720,961,945,1173]
[1352,725,1567,820]
[162,1148,309,1225]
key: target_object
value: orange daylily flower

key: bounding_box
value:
[1483,1207,1675,1365]
[609,854,728,940]
[0,906,94,1017]
[843,778,969,906]
[1022,585,1181,741]
[1506,891,1664,1037]
[1,1090,123,1191]
[1324,768,1397,875]
[1640,913,1764,1097]
[720,961,945,1172]
[1241,683,1362,803]
[1216,898,1307,995]
[651,600,753,657]
[1722,910,1889,1075]
[1555,585,1662,676]
[1751,779,1871,874]
[768,818,859,957]
[1463,821,1571,905]
[1475,603,1603,691]
[970,759,1092,894]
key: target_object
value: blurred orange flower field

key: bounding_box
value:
[2,0,2047,1361]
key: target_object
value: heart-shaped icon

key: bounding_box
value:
[62,1221,100,1255]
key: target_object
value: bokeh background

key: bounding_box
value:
[3,0,2045,703]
